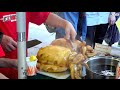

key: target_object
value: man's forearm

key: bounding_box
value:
[45,12,77,41]
[0,58,17,68]
[45,13,67,29]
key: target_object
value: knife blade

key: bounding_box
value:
[26,39,42,48]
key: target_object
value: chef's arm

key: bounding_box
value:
[45,13,77,41]
[0,58,17,68]
[45,13,70,29]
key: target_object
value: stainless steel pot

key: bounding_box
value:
[84,56,120,79]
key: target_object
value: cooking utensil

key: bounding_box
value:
[26,39,42,48]
[84,56,120,79]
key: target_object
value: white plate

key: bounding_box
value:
[27,56,70,79]
[37,70,70,79]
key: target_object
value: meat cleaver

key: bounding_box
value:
[26,39,42,48]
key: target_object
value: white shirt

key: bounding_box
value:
[86,12,110,26]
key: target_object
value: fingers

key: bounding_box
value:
[8,40,17,51]
[64,22,77,41]
[65,28,76,41]
[64,28,70,40]
[1,35,17,52]
[4,43,16,52]
[69,23,77,41]
[71,29,77,42]
[5,45,12,52]
[8,43,16,50]
[11,39,17,48]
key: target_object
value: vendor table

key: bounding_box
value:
[27,73,71,79]
[27,73,86,79]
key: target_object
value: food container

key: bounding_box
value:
[84,56,120,79]
[26,56,37,76]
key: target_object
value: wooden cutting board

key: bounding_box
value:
[37,70,70,79]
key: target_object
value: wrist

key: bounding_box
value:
[63,20,71,29]
[0,58,17,68]
[9,59,17,68]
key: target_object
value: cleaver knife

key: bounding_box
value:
[26,39,42,48]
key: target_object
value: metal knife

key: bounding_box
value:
[26,39,42,48]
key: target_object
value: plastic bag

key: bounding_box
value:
[104,16,120,46]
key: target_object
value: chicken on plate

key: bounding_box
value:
[37,38,96,79]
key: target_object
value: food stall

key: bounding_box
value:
[16,12,120,79]
[16,12,70,79]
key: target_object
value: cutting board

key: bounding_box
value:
[37,70,70,79]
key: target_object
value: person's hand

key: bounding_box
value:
[0,73,9,79]
[45,13,77,42]
[64,20,77,41]
[108,14,116,25]
[1,35,17,52]
[11,59,18,69]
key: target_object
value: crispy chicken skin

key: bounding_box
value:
[51,38,81,52]
[37,45,72,72]
[51,38,96,57]
[37,38,96,79]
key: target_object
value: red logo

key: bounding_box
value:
[0,14,16,22]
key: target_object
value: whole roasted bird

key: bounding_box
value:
[37,38,96,79]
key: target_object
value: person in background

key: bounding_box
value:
[0,45,9,79]
[0,12,76,79]
[0,57,17,79]
[85,12,116,48]
[0,32,17,79]
[55,12,87,41]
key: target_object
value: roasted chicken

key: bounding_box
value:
[37,38,96,79]
[51,38,96,58]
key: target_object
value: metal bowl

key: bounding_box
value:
[84,56,120,79]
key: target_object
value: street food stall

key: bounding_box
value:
[16,12,120,79]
